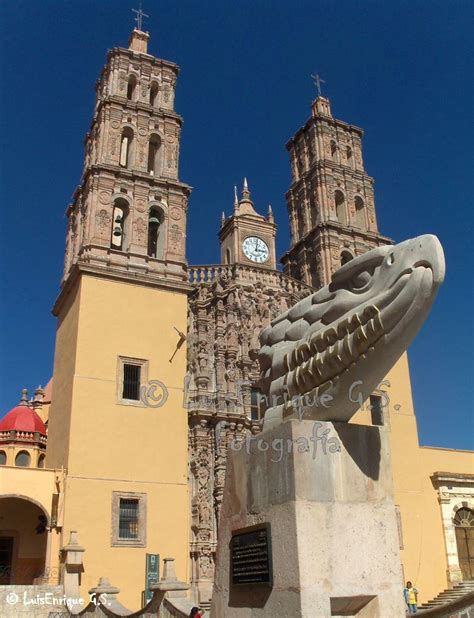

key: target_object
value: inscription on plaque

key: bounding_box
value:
[231,523,272,586]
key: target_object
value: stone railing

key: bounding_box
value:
[0,430,47,444]
[188,263,313,295]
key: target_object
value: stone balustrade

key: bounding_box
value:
[0,430,47,445]
[188,263,313,294]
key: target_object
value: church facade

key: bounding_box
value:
[0,26,473,613]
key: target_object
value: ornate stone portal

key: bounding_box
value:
[211,236,445,617]
[187,264,313,605]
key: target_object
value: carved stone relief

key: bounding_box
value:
[96,209,111,239]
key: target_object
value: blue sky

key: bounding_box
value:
[0,0,472,449]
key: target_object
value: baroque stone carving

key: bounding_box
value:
[96,209,111,239]
[98,191,111,205]
[170,207,181,221]
[135,199,147,213]
[132,217,147,244]
[187,266,314,602]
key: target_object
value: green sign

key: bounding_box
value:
[145,553,159,603]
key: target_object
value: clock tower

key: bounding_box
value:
[219,179,276,269]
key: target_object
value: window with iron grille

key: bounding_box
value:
[119,498,139,539]
[123,364,141,401]
[111,491,147,547]
[117,357,148,406]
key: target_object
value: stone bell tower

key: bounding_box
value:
[46,27,191,606]
[281,95,391,288]
[61,28,191,286]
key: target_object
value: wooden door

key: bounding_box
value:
[456,525,474,580]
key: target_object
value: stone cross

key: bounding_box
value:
[132,4,149,31]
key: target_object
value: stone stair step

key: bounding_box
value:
[418,581,474,611]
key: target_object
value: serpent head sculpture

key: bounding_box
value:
[259,235,445,429]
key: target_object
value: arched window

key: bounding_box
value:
[147,134,162,176]
[15,451,31,467]
[147,206,164,258]
[225,248,231,265]
[111,198,130,251]
[0,450,6,465]
[355,196,365,229]
[454,507,474,580]
[454,507,474,527]
[341,250,353,266]
[330,140,338,162]
[346,146,352,166]
[149,82,159,107]
[335,190,347,226]
[127,75,137,101]
[119,127,134,169]
[37,454,45,468]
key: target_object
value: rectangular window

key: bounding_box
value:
[111,492,147,547]
[370,394,384,426]
[123,364,141,401]
[117,357,148,406]
[119,498,139,539]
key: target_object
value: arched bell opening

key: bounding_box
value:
[147,206,165,259]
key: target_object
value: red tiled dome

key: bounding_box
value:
[0,398,46,435]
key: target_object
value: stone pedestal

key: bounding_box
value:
[211,419,405,617]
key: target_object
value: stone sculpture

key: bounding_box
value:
[259,235,445,427]
[211,235,445,617]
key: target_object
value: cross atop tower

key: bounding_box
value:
[132,4,149,31]
[311,73,325,97]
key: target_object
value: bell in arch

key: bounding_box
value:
[149,216,160,225]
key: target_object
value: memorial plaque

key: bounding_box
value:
[231,523,272,586]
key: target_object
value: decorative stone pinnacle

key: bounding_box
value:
[234,185,238,207]
[34,385,44,402]
[242,177,251,201]
[19,388,28,406]
[268,204,274,222]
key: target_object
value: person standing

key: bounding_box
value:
[404,581,418,614]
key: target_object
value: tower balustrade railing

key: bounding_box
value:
[188,263,314,294]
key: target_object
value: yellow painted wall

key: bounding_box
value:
[46,280,81,469]
[46,273,189,609]
[352,354,474,603]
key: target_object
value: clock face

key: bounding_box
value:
[242,236,269,263]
